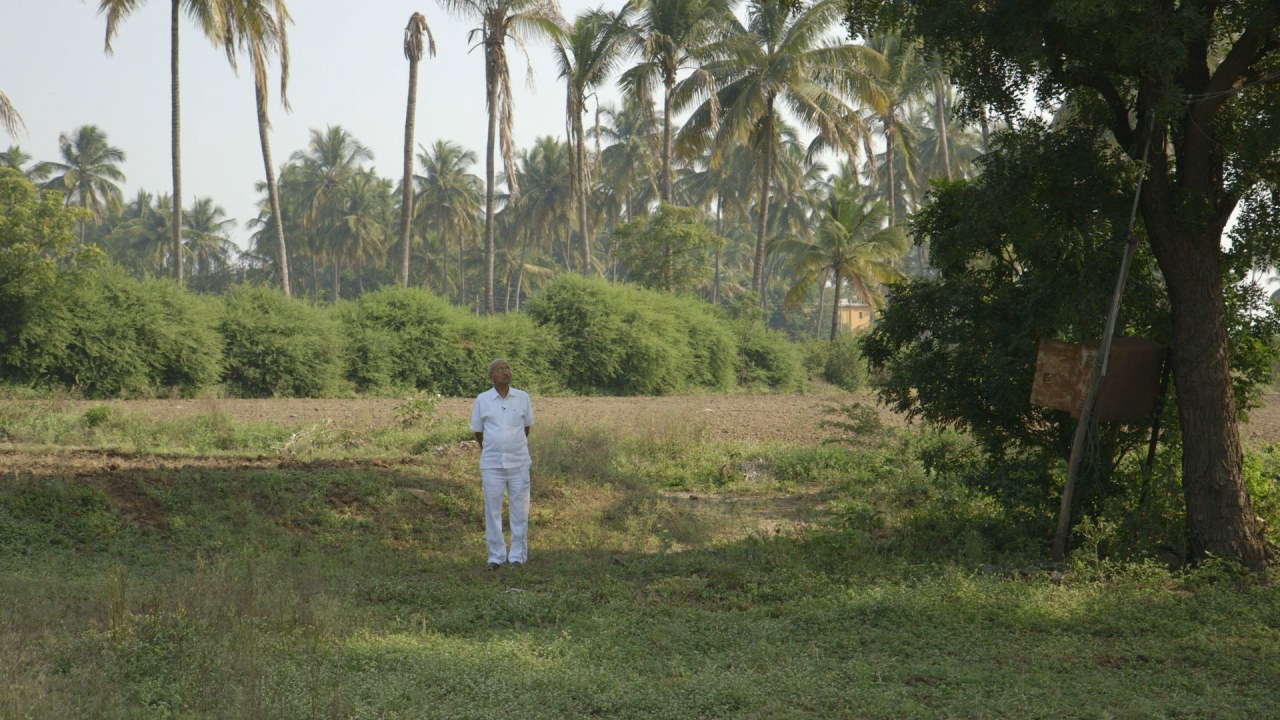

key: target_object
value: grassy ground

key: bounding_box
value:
[1,399,1278,719]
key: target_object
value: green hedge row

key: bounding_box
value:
[1,267,806,399]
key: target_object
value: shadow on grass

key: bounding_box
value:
[3,453,1279,719]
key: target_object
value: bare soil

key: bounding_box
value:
[89,393,899,445]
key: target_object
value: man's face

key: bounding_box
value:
[489,362,512,384]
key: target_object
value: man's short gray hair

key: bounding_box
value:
[487,358,509,375]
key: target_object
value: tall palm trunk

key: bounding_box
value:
[713,193,723,305]
[573,109,591,273]
[829,268,842,341]
[400,52,421,287]
[170,0,184,285]
[884,110,897,222]
[457,228,466,305]
[255,80,291,298]
[482,45,499,315]
[660,73,674,203]
[934,78,952,179]
[752,104,775,300]
[438,209,450,295]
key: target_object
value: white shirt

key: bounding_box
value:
[470,387,534,469]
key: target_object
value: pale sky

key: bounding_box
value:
[2,0,619,248]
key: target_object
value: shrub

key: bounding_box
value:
[219,286,344,397]
[339,287,564,396]
[732,319,805,391]
[804,333,870,391]
[337,287,471,394]
[527,275,744,395]
[2,266,223,398]
[525,274,629,392]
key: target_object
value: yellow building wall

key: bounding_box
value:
[837,304,874,331]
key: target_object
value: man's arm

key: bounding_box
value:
[474,432,483,447]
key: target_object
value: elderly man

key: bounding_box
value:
[470,359,535,570]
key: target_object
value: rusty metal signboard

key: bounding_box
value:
[1031,337,1166,423]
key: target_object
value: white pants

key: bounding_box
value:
[481,465,530,564]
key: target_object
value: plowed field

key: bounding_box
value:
[72,391,1280,446]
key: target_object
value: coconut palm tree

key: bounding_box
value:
[860,32,928,225]
[552,5,632,272]
[100,0,227,286]
[0,92,24,138]
[511,136,574,271]
[183,196,238,275]
[399,12,437,288]
[289,126,374,229]
[329,169,392,298]
[414,140,483,302]
[677,142,753,304]
[679,0,885,300]
[436,0,563,314]
[620,0,731,204]
[596,97,660,223]
[97,189,171,274]
[769,180,908,339]
[217,0,294,296]
[43,125,127,242]
[1,146,51,184]
[285,128,373,299]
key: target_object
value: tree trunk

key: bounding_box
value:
[170,0,184,286]
[660,72,674,203]
[458,229,466,305]
[814,275,825,338]
[482,42,499,315]
[1143,166,1267,570]
[885,110,897,223]
[399,56,420,288]
[332,262,340,301]
[934,78,952,180]
[255,79,291,298]
[574,106,592,273]
[830,269,841,341]
[753,102,775,300]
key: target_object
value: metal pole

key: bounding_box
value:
[1052,111,1158,563]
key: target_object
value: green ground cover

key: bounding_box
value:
[1,401,1277,719]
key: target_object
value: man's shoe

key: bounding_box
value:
[510,561,523,568]
[487,562,501,571]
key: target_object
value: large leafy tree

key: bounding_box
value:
[614,202,719,293]
[399,12,437,289]
[99,0,227,286]
[42,125,127,243]
[851,0,1280,569]
[218,0,294,297]
[436,0,563,314]
[680,0,884,300]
